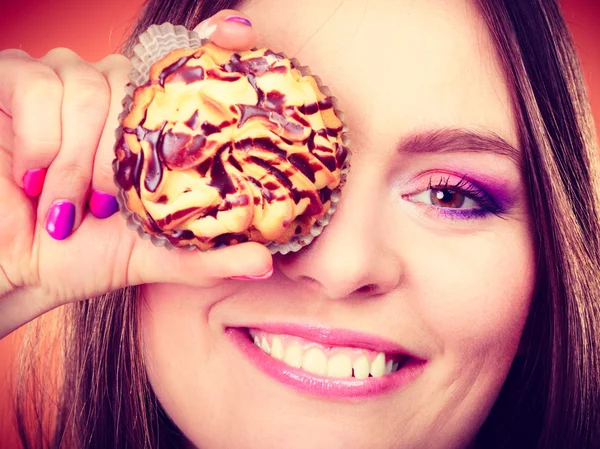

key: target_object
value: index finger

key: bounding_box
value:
[0,49,62,188]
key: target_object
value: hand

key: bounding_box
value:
[0,11,272,338]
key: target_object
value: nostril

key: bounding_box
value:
[286,269,386,299]
[355,284,377,295]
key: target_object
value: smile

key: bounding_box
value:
[249,328,406,378]
[227,325,426,398]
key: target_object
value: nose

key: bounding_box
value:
[276,170,402,299]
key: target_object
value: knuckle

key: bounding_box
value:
[15,132,61,155]
[69,75,110,115]
[58,163,92,189]
[43,47,78,61]
[96,55,132,89]
[17,69,63,103]
[0,48,30,60]
[74,67,109,91]
[99,53,132,69]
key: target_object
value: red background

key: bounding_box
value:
[0,0,598,446]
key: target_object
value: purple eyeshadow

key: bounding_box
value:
[465,176,517,212]
[424,173,517,219]
[435,207,496,220]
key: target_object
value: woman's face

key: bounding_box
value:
[140,1,536,448]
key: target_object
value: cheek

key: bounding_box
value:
[398,224,536,441]
[141,285,209,363]
[410,227,536,360]
[139,284,224,419]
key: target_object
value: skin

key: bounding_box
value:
[140,1,536,448]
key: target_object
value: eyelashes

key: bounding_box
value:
[404,174,505,220]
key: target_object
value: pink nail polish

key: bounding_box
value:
[89,190,119,219]
[46,200,75,241]
[230,266,273,281]
[22,168,46,197]
[225,16,252,27]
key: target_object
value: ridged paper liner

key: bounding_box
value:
[113,23,350,255]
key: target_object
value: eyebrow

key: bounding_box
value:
[398,128,522,167]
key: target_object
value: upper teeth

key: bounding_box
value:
[251,330,403,379]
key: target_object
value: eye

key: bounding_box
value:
[411,188,479,209]
[403,175,503,219]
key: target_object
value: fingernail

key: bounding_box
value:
[46,200,75,241]
[22,168,46,197]
[225,16,252,27]
[194,20,217,39]
[230,266,273,281]
[89,190,119,219]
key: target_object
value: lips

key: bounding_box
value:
[227,325,426,398]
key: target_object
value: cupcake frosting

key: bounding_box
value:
[114,43,348,250]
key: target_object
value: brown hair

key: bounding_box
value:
[474,1,600,447]
[15,0,600,448]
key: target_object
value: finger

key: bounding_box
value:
[0,49,62,196]
[129,241,274,287]
[89,54,132,219]
[38,48,110,240]
[193,10,257,51]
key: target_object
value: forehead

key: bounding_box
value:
[240,0,516,151]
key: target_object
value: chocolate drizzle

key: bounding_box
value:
[157,206,202,228]
[336,143,348,166]
[228,154,243,172]
[235,137,287,159]
[288,153,316,183]
[238,105,269,127]
[115,135,143,195]
[143,124,166,193]
[264,91,286,110]
[298,98,334,115]
[201,121,221,136]
[170,229,195,241]
[249,156,293,190]
[306,130,316,151]
[224,53,273,77]
[158,55,193,87]
[315,154,337,173]
[320,187,333,203]
[196,158,212,177]
[146,213,161,233]
[209,145,236,197]
[185,110,200,130]
[169,65,204,84]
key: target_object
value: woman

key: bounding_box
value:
[1,0,599,448]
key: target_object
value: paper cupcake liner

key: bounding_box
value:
[114,22,350,255]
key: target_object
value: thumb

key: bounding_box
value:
[193,10,258,51]
[128,240,273,288]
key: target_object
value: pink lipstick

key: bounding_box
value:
[226,325,426,399]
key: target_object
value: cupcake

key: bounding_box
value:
[113,24,349,254]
